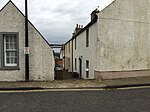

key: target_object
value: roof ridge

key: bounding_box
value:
[0,0,11,12]
[0,0,52,48]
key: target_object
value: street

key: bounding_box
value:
[0,87,150,112]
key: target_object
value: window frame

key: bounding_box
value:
[0,32,19,70]
[4,34,17,67]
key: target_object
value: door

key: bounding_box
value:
[79,58,82,78]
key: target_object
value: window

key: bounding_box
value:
[68,58,70,69]
[86,29,89,47]
[75,58,77,70]
[65,45,67,53]
[4,35,17,66]
[86,60,89,78]
[0,33,19,69]
[75,38,76,50]
[69,42,70,53]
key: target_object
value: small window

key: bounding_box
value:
[0,33,19,70]
[4,34,17,66]
[65,45,67,52]
[86,60,89,78]
[86,29,89,47]
[69,42,70,53]
[75,58,77,70]
[86,60,89,69]
[75,38,76,50]
[68,58,70,68]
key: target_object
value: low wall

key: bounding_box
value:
[94,70,150,80]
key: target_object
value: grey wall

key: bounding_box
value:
[0,2,54,81]
[28,22,55,81]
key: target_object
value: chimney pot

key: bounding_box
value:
[76,24,78,28]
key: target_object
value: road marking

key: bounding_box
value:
[0,88,105,93]
[1,86,150,93]
[116,86,150,90]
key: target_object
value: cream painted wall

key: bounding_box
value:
[97,0,150,72]
[64,41,72,72]
[68,0,150,80]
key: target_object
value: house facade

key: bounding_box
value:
[65,0,150,80]
[72,22,98,79]
[64,40,73,72]
[0,1,54,81]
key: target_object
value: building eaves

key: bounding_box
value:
[72,16,98,39]
[64,16,98,45]
[64,38,72,45]
[64,0,118,46]
[0,0,52,48]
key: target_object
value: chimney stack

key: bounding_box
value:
[72,24,83,36]
[91,8,99,21]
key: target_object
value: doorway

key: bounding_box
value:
[79,58,82,78]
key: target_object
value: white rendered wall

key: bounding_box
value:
[73,23,98,79]
[0,2,54,81]
[97,0,150,73]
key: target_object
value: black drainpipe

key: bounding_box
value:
[64,45,65,70]
[25,0,29,81]
[72,38,73,74]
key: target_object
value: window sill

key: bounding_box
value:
[0,66,20,70]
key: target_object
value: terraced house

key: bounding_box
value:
[0,1,54,81]
[65,0,150,80]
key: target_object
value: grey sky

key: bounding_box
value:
[0,0,114,44]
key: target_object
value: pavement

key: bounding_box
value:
[0,79,102,90]
[102,76,150,89]
[0,76,150,90]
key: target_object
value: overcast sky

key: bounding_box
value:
[0,0,114,44]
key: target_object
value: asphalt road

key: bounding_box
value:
[0,88,150,112]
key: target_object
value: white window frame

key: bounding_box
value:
[4,35,17,67]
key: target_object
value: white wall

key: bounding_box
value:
[73,23,98,79]
[0,2,54,81]
[64,41,72,72]
[28,22,55,81]
[97,0,150,72]
[0,2,25,81]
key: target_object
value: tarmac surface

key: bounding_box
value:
[0,76,150,90]
[0,87,150,112]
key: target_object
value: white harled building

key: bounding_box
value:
[0,1,54,81]
[65,0,150,80]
